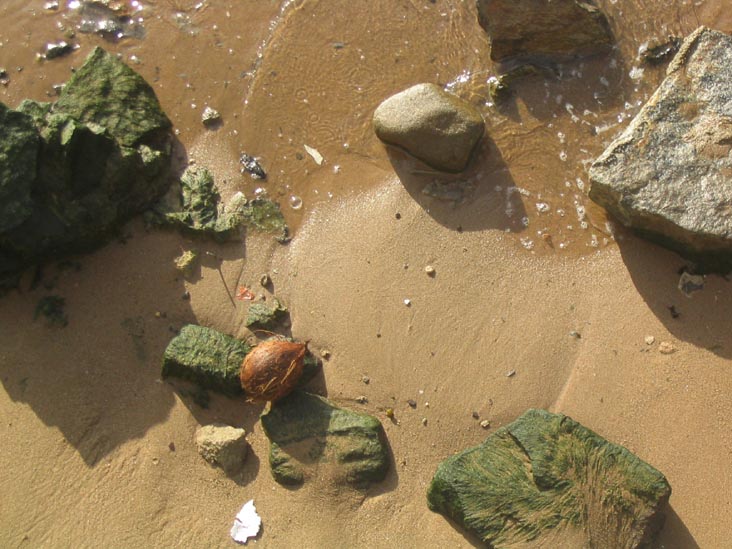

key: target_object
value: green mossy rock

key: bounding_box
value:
[427,409,671,548]
[0,47,173,287]
[0,104,39,233]
[162,325,250,397]
[154,166,289,242]
[261,391,389,488]
[245,298,288,329]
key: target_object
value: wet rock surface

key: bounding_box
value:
[373,83,484,173]
[261,391,389,488]
[476,0,613,64]
[590,27,732,271]
[0,47,172,287]
[195,424,249,476]
[427,409,671,548]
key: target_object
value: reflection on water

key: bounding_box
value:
[0,0,726,256]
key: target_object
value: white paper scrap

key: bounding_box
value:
[230,499,261,544]
[304,144,324,165]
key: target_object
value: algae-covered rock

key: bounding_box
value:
[373,83,484,172]
[0,104,39,233]
[162,325,251,397]
[589,27,732,271]
[154,166,289,242]
[427,409,670,548]
[261,391,389,488]
[0,47,173,287]
[245,298,288,329]
[477,0,613,65]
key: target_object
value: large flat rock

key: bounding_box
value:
[590,27,732,270]
[427,409,670,548]
[476,0,613,64]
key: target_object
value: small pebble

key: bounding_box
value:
[659,341,676,354]
[480,420,491,429]
[356,396,368,404]
[182,291,191,301]
[506,370,516,378]
[644,335,655,345]
[168,442,176,452]
[320,349,331,360]
[260,274,271,287]
[201,106,221,126]
[424,402,430,408]
[403,298,411,306]
[569,330,581,339]
[385,408,394,419]
[407,399,417,408]
[422,417,428,426]
[425,265,436,277]
[361,375,370,384]
[472,411,480,419]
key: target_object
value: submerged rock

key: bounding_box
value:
[162,325,250,397]
[0,47,172,288]
[373,83,484,172]
[476,0,613,65]
[589,27,732,271]
[261,391,389,487]
[195,423,249,476]
[427,409,671,548]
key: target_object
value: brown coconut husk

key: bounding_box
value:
[240,339,308,402]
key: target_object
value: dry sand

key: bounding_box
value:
[1,1,731,548]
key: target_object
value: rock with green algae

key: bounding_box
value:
[0,47,173,288]
[261,391,389,488]
[427,409,671,548]
[162,325,251,397]
[161,326,320,397]
[245,298,288,329]
[153,165,289,242]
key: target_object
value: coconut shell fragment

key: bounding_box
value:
[240,339,307,402]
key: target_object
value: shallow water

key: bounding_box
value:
[0,0,728,256]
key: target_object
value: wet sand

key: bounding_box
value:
[1,1,731,547]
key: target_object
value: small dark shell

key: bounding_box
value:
[240,339,307,402]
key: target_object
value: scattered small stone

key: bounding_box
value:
[659,341,676,355]
[407,399,417,408]
[645,335,656,346]
[424,402,430,408]
[404,298,411,306]
[0,68,9,86]
[640,36,681,65]
[195,423,249,476]
[361,375,370,385]
[425,265,436,277]
[506,370,516,378]
[472,411,480,419]
[154,311,167,319]
[356,395,368,404]
[320,349,331,360]
[44,0,59,9]
[201,106,221,127]
[44,41,77,60]
[422,417,428,426]
[168,442,176,452]
[385,408,395,419]
[259,273,271,287]
[480,419,491,429]
[668,305,680,319]
[182,291,191,301]
[240,153,266,180]
[678,271,704,297]
[174,249,198,278]
[569,330,581,339]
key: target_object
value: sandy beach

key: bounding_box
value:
[1,1,731,547]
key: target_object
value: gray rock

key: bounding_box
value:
[261,391,389,488]
[427,409,671,548]
[476,0,613,64]
[195,423,249,475]
[373,83,484,172]
[589,27,732,271]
